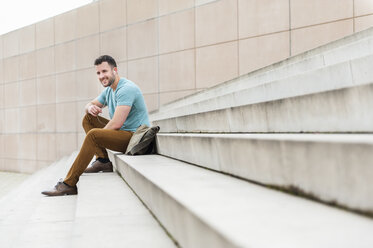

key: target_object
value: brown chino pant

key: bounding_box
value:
[64,113,133,186]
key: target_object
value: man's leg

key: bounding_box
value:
[82,113,110,160]
[63,128,133,186]
[41,128,132,196]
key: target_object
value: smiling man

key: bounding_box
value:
[42,55,150,196]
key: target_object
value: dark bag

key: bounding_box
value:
[125,125,160,155]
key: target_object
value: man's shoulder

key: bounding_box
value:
[118,78,141,93]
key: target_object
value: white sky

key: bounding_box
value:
[0,0,93,35]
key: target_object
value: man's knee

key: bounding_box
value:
[82,113,91,127]
[86,128,100,137]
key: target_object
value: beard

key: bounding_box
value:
[101,73,116,87]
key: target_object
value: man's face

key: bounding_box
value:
[95,62,116,87]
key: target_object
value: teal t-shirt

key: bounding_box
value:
[97,78,150,132]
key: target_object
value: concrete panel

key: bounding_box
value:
[159,9,195,54]
[37,75,56,104]
[159,49,195,92]
[0,86,3,108]
[36,18,54,49]
[19,52,36,80]
[76,2,99,39]
[54,9,77,44]
[355,15,373,32]
[159,0,194,15]
[127,19,158,60]
[16,159,40,174]
[56,133,77,158]
[56,71,76,103]
[75,101,88,133]
[3,134,19,158]
[291,0,353,29]
[126,0,158,24]
[55,41,76,73]
[354,0,373,16]
[75,35,100,70]
[37,134,57,161]
[2,30,19,58]
[0,36,3,59]
[77,132,85,149]
[239,0,289,39]
[3,56,19,83]
[196,41,238,88]
[19,25,35,54]
[36,47,55,77]
[76,67,101,100]
[18,134,37,160]
[1,159,19,172]
[127,56,158,94]
[0,110,3,134]
[0,60,3,84]
[143,93,159,112]
[19,106,37,133]
[0,134,3,159]
[56,102,77,132]
[196,0,237,46]
[195,0,217,6]
[99,28,126,62]
[19,79,36,106]
[117,61,127,78]
[291,20,353,55]
[4,82,19,108]
[239,31,289,76]
[37,104,56,133]
[159,89,196,106]
[99,0,126,31]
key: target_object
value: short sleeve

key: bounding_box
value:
[116,86,137,106]
[97,89,107,105]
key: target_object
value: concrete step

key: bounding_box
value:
[108,151,373,248]
[153,54,373,132]
[73,173,176,248]
[0,152,78,248]
[156,133,373,214]
[151,27,373,117]
[0,171,30,199]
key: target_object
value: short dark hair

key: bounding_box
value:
[94,55,117,68]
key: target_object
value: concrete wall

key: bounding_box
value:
[1,0,373,173]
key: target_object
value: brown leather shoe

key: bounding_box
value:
[84,160,113,173]
[41,181,77,196]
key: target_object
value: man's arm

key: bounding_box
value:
[104,105,131,130]
[85,99,104,116]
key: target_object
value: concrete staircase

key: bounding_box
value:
[0,153,176,248]
[106,27,373,247]
[2,27,373,248]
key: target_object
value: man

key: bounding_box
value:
[42,55,150,196]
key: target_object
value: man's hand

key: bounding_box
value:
[87,104,103,117]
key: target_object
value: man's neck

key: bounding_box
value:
[110,76,120,91]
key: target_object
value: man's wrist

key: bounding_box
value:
[86,104,92,114]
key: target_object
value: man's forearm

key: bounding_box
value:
[103,120,122,130]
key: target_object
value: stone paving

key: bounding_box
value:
[0,171,30,199]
